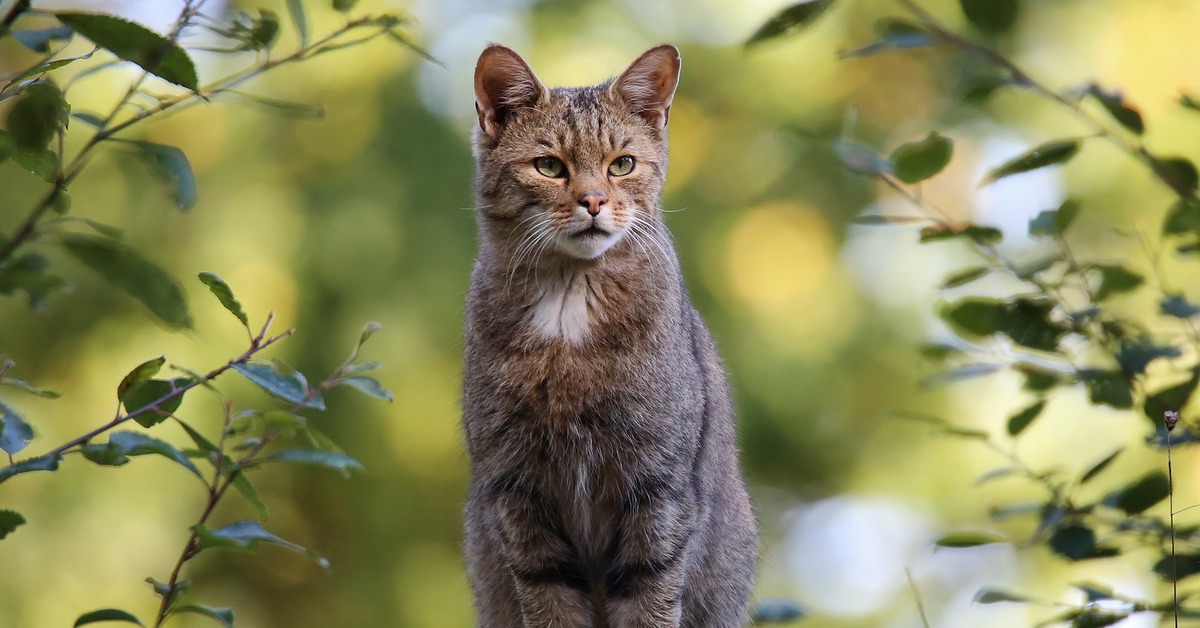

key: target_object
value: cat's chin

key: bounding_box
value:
[554,229,623,260]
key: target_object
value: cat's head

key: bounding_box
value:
[472,44,680,261]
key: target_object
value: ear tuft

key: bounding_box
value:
[612,44,681,130]
[474,44,547,138]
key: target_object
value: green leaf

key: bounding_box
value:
[233,361,326,410]
[7,81,69,151]
[0,251,67,309]
[833,138,891,175]
[1164,198,1200,236]
[0,453,61,484]
[960,0,1019,35]
[1087,84,1144,135]
[0,131,57,181]
[224,90,324,118]
[0,509,26,540]
[1079,371,1134,409]
[850,214,927,225]
[1006,400,1044,437]
[936,531,1006,548]
[248,9,281,50]
[6,55,86,87]
[922,363,1003,387]
[1016,363,1064,392]
[839,19,935,58]
[333,0,361,12]
[1115,340,1180,376]
[11,25,74,53]
[117,356,165,402]
[198,272,249,330]
[0,400,34,455]
[890,132,953,184]
[1028,200,1080,237]
[981,140,1080,186]
[1153,156,1199,197]
[285,0,308,47]
[745,0,835,46]
[171,605,233,627]
[1144,368,1200,424]
[1154,552,1200,582]
[1092,264,1143,301]
[123,379,186,427]
[974,588,1028,604]
[941,297,1066,351]
[335,375,393,402]
[1183,93,1200,112]
[81,430,202,479]
[193,520,329,568]
[1105,471,1170,514]
[751,599,807,623]
[1080,449,1121,484]
[60,233,192,329]
[128,141,196,211]
[919,224,1002,245]
[941,266,990,289]
[54,13,198,91]
[976,467,1018,485]
[178,421,269,519]
[71,111,106,128]
[74,609,144,627]
[262,449,364,478]
[1048,525,1096,561]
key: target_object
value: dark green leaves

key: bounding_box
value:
[1164,198,1200,237]
[1080,371,1134,409]
[1104,471,1170,514]
[1154,553,1200,582]
[1091,264,1142,301]
[919,224,1002,245]
[936,531,1006,548]
[118,356,165,401]
[941,266,990,289]
[1154,156,1199,197]
[960,0,1019,35]
[0,130,57,181]
[839,18,934,59]
[890,132,953,183]
[129,141,197,211]
[981,140,1080,186]
[7,81,69,151]
[0,400,34,455]
[334,376,393,402]
[1048,525,1096,561]
[974,588,1029,604]
[1087,84,1144,135]
[751,599,808,623]
[73,608,144,627]
[0,251,67,309]
[171,605,233,627]
[0,509,26,540]
[60,233,192,329]
[262,449,364,478]
[193,520,329,568]
[1006,400,1044,437]
[285,0,308,47]
[0,453,61,484]
[234,361,326,410]
[941,297,1067,351]
[1028,200,1080,237]
[333,0,361,12]
[1115,340,1179,376]
[80,431,202,479]
[1144,369,1199,424]
[1080,449,1121,484]
[746,0,836,47]
[198,272,249,330]
[55,13,198,91]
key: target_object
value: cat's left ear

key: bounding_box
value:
[612,44,681,130]
[475,44,548,139]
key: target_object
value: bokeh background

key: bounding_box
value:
[4,0,1200,626]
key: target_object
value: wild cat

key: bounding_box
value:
[461,43,758,627]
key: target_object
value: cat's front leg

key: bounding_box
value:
[490,475,594,627]
[603,476,693,628]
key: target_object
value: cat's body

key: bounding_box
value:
[462,44,757,627]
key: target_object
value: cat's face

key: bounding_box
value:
[472,45,680,261]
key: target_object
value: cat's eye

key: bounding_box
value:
[608,156,635,177]
[533,156,567,178]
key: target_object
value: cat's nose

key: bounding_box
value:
[578,191,608,216]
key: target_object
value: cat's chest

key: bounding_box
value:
[525,270,596,344]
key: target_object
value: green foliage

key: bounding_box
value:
[745,0,836,47]
[980,140,1080,185]
[54,12,199,91]
[0,509,25,539]
[74,608,144,627]
[889,132,953,184]
[60,234,193,329]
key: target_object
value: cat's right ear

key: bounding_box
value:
[474,45,547,139]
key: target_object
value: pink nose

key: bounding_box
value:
[579,192,607,216]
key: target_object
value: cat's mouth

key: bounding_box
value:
[571,226,610,238]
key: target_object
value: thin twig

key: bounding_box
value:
[905,568,931,628]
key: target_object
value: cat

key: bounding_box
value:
[462,43,758,627]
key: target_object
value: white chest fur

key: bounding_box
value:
[527,271,597,344]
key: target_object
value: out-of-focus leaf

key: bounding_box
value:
[922,363,1002,387]
[81,430,201,479]
[128,141,196,211]
[285,0,308,47]
[1087,84,1144,134]
[333,0,361,12]
[0,453,60,484]
[197,272,249,330]
[71,111,106,128]
[890,132,953,183]
[1049,525,1096,561]
[0,131,56,181]
[839,18,935,58]
[193,520,329,567]
[962,74,1013,104]
[1079,370,1134,409]
[224,90,324,118]
[1153,156,1199,197]
[981,140,1080,186]
[0,376,60,398]
[249,9,280,50]
[117,356,165,402]
[936,531,1006,548]
[919,224,1003,245]
[11,24,74,53]
[1154,552,1200,582]
[1144,368,1200,424]
[1104,471,1169,514]
[1080,449,1121,484]
[918,343,962,362]
[1162,295,1200,319]
[941,297,1066,351]
[850,214,926,225]
[0,400,34,456]
[171,605,233,627]
[55,12,198,91]
[60,233,192,329]
[976,467,1018,485]
[0,509,25,540]
[1028,200,1080,237]
[1115,340,1180,376]
[1015,255,1064,280]
[334,375,393,402]
[1006,400,1044,437]
[0,251,67,309]
[941,266,990,289]
[261,449,364,478]
[73,609,144,627]
[1091,264,1143,301]
[6,53,89,87]
[833,138,891,175]
[1165,198,1200,236]
[123,379,186,427]
[182,418,267,519]
[751,599,807,623]
[233,362,325,410]
[1182,93,1200,112]
[974,588,1028,604]
[7,81,69,151]
[745,0,835,47]
[960,0,1019,35]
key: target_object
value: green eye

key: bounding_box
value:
[608,156,635,177]
[533,156,567,178]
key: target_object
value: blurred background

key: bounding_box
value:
[3,0,1200,626]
